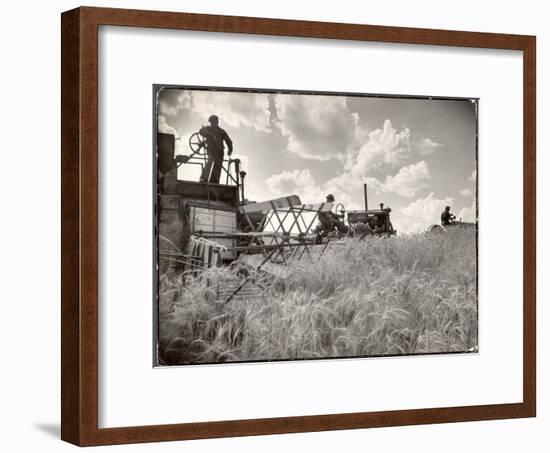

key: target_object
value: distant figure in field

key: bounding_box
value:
[199,115,233,184]
[441,205,456,226]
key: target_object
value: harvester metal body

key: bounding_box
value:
[157,132,334,274]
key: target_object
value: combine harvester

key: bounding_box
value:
[156,130,397,302]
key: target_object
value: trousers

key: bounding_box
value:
[200,148,224,183]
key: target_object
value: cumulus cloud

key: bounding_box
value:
[274,94,361,161]
[272,98,426,183]
[158,90,192,117]
[266,169,325,205]
[191,90,271,132]
[401,192,454,223]
[230,153,249,173]
[321,172,361,194]
[365,161,431,197]
[266,169,360,209]
[157,115,177,135]
[349,119,411,173]
[458,200,477,222]
[159,89,271,132]
[383,161,431,196]
[459,169,476,198]
[308,119,416,197]
[416,137,443,155]
[157,116,190,155]
[266,169,316,195]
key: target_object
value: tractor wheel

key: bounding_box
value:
[353,223,372,240]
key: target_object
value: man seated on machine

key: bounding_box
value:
[314,194,349,241]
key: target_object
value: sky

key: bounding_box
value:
[157,87,477,234]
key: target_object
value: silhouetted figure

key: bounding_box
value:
[199,115,233,184]
[441,205,456,226]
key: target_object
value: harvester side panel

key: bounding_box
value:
[158,195,187,251]
[188,205,237,261]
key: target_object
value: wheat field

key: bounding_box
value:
[157,227,477,365]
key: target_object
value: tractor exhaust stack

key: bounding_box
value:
[363,183,368,211]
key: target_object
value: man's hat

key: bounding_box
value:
[445,205,451,210]
[208,115,219,124]
[326,194,335,202]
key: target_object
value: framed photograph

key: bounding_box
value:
[154,85,480,367]
[61,6,536,446]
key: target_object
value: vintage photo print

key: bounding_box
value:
[154,86,478,366]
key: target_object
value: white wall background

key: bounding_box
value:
[0,0,546,451]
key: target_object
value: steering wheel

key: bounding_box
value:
[188,132,207,157]
[334,202,346,217]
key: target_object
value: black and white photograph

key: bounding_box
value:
[155,86,478,366]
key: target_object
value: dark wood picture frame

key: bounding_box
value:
[61,6,536,446]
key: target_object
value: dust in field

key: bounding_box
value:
[157,228,477,365]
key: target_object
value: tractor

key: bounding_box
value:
[345,185,397,238]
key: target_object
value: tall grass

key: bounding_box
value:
[158,227,477,365]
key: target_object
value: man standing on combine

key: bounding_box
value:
[198,114,233,184]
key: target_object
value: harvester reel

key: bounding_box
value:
[189,132,207,157]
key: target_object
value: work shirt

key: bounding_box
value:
[199,125,233,155]
[441,210,453,225]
